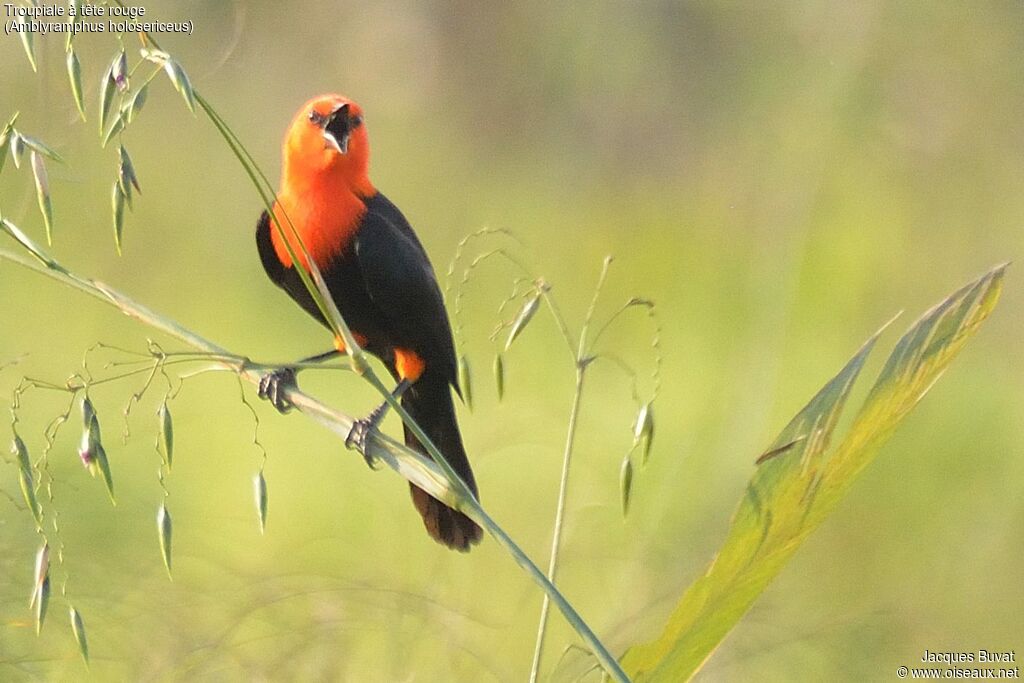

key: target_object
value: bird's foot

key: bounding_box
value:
[345,402,389,470]
[258,367,297,414]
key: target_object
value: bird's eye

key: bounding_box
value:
[308,110,325,126]
[351,115,363,128]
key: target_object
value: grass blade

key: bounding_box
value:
[619,265,1007,682]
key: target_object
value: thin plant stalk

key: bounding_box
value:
[529,257,614,682]
[0,226,628,683]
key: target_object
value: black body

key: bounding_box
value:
[256,192,482,550]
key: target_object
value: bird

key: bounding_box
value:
[254,94,482,551]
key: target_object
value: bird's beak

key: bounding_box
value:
[324,103,351,155]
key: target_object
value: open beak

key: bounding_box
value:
[324,103,351,154]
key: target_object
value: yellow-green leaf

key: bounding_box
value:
[619,265,1007,682]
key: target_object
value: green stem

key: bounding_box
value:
[529,256,615,681]
[529,366,587,682]
[0,228,628,683]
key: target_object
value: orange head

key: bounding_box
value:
[281,94,374,197]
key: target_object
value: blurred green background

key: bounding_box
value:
[1,1,1021,680]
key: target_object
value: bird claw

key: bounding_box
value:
[258,368,297,414]
[345,418,382,470]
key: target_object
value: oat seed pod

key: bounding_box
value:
[634,402,655,466]
[157,504,172,578]
[254,472,268,534]
[458,355,473,411]
[493,353,505,400]
[34,574,50,636]
[620,456,634,516]
[70,606,89,665]
[157,403,173,470]
[164,59,196,113]
[98,54,118,135]
[66,49,85,120]
[505,292,542,351]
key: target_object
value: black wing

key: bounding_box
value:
[355,193,459,389]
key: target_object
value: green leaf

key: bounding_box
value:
[69,606,89,665]
[163,59,196,113]
[254,472,268,534]
[112,181,125,255]
[619,265,1007,682]
[157,504,172,578]
[66,49,86,121]
[30,151,53,245]
[19,26,36,72]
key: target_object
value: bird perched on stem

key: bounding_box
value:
[255,94,482,551]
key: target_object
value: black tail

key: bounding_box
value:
[400,368,482,551]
